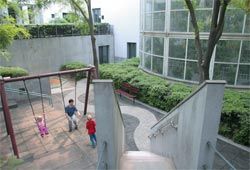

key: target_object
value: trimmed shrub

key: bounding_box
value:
[0,66,28,78]
[100,58,250,146]
[60,61,87,80]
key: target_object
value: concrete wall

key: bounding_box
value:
[93,80,125,170]
[150,80,226,169]
[92,0,140,59]
[0,35,114,74]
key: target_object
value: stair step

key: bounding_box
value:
[120,151,176,170]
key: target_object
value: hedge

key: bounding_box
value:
[23,23,112,38]
[100,58,250,146]
[0,66,28,78]
[60,61,87,80]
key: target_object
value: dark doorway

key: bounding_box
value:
[127,43,136,58]
[99,45,109,64]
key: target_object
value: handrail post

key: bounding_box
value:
[0,79,19,158]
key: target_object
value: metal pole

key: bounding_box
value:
[0,80,19,158]
[0,80,10,135]
[83,70,92,115]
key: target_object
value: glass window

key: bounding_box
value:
[171,0,186,9]
[169,39,186,59]
[153,37,164,56]
[144,36,152,53]
[213,64,237,85]
[168,59,185,79]
[185,61,199,81]
[140,35,143,50]
[153,12,165,31]
[237,65,250,86]
[144,54,152,70]
[215,40,240,63]
[241,41,250,63]
[195,0,213,8]
[189,10,212,32]
[152,56,163,74]
[187,39,208,60]
[170,11,188,32]
[154,0,165,11]
[145,0,153,13]
[245,14,250,33]
[145,13,152,31]
[224,9,244,33]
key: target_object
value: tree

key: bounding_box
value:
[0,0,30,60]
[37,0,99,78]
[184,0,250,83]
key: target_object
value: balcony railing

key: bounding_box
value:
[18,23,113,39]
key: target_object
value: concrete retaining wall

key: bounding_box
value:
[0,35,114,74]
[150,80,226,169]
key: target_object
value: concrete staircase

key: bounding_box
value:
[120,151,176,170]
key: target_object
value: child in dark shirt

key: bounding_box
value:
[65,99,80,132]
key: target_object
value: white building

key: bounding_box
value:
[92,0,140,60]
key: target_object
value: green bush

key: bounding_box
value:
[60,61,87,80]
[100,58,192,112]
[100,58,250,146]
[0,66,28,78]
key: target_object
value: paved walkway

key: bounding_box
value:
[0,79,158,169]
[1,78,248,169]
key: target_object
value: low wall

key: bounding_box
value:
[150,80,226,169]
[93,80,125,170]
[0,35,114,74]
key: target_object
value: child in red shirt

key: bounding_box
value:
[86,114,97,148]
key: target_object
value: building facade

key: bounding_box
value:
[92,0,140,61]
[139,0,250,87]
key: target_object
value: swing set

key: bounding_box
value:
[0,67,94,158]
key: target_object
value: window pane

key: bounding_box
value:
[153,12,165,31]
[241,41,250,63]
[215,40,240,63]
[144,54,151,70]
[154,0,165,11]
[169,39,186,59]
[171,0,186,9]
[213,64,237,85]
[187,39,207,60]
[189,10,212,32]
[153,37,164,56]
[195,0,213,8]
[185,61,199,81]
[152,56,163,74]
[224,9,244,33]
[245,14,250,33]
[145,0,153,13]
[168,59,185,79]
[144,36,152,53]
[145,13,152,31]
[237,65,250,86]
[170,11,188,32]
[140,35,143,50]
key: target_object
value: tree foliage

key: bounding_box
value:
[0,0,30,60]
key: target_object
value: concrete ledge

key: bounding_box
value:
[92,79,113,83]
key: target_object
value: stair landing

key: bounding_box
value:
[120,151,176,170]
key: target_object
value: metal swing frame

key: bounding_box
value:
[0,67,94,158]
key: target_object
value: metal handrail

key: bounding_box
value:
[5,87,53,106]
[97,141,107,170]
[207,141,236,170]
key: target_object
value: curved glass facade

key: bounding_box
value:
[139,0,250,87]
